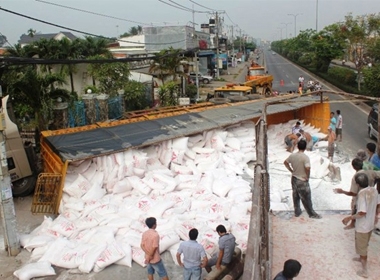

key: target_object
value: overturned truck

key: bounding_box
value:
[32,94,330,279]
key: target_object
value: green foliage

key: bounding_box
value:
[4,65,67,130]
[363,65,380,97]
[185,84,197,100]
[120,25,142,37]
[149,47,184,84]
[123,80,150,111]
[328,67,357,86]
[158,81,179,107]
[298,53,314,66]
[88,59,130,95]
[84,85,99,94]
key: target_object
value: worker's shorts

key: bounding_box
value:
[355,231,372,256]
[336,128,342,136]
[147,260,168,277]
[328,144,334,157]
[284,136,292,148]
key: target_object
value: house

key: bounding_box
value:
[18,31,77,47]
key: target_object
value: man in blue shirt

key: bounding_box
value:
[205,225,236,273]
[176,228,207,280]
[329,112,337,131]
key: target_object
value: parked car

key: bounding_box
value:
[368,103,378,139]
[189,72,213,84]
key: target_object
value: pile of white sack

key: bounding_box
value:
[15,121,257,279]
[267,120,350,211]
[15,119,348,279]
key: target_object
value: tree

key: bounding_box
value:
[0,34,7,47]
[363,65,380,96]
[311,25,345,73]
[3,65,67,130]
[27,29,36,38]
[123,80,149,111]
[157,81,179,107]
[338,13,380,90]
[88,58,130,95]
[120,25,143,37]
[149,47,184,85]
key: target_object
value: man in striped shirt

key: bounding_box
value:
[176,228,208,280]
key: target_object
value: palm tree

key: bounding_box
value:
[7,66,67,130]
[27,28,36,38]
[149,47,184,85]
[81,36,112,85]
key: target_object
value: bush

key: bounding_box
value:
[327,67,357,86]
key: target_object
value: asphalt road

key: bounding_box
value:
[264,50,374,157]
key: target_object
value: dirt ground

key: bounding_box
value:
[271,211,380,280]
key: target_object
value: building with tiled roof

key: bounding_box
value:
[18,31,77,47]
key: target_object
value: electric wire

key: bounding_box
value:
[35,0,151,26]
[157,0,193,13]
[188,0,217,11]
[166,0,208,13]
[225,12,237,26]
[0,7,186,45]
[0,31,15,49]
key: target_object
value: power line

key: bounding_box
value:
[0,31,15,49]
[158,0,194,13]
[35,0,151,26]
[188,0,218,12]
[225,12,237,26]
[0,7,186,46]
[166,0,208,13]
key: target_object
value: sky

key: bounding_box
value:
[1,0,380,46]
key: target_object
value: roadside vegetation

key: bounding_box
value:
[271,13,380,96]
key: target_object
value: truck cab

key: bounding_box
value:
[2,95,38,196]
[207,84,254,103]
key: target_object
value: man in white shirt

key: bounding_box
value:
[342,173,380,278]
[336,110,343,142]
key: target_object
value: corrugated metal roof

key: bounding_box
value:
[45,95,320,162]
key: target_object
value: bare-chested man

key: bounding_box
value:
[284,133,301,153]
[299,129,313,151]
[324,127,336,162]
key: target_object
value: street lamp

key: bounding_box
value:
[281,22,292,39]
[316,0,319,31]
[277,27,284,40]
[288,13,302,37]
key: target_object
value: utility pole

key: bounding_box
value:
[0,95,20,256]
[239,28,242,52]
[288,13,302,38]
[316,0,319,32]
[215,11,220,79]
[231,25,234,53]
[192,4,200,101]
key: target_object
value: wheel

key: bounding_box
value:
[12,176,36,197]
[228,96,249,103]
[369,126,374,140]
[209,98,230,104]
[203,79,210,84]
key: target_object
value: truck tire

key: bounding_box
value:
[247,94,263,100]
[228,96,249,103]
[12,176,36,197]
[209,98,230,104]
[203,79,210,84]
